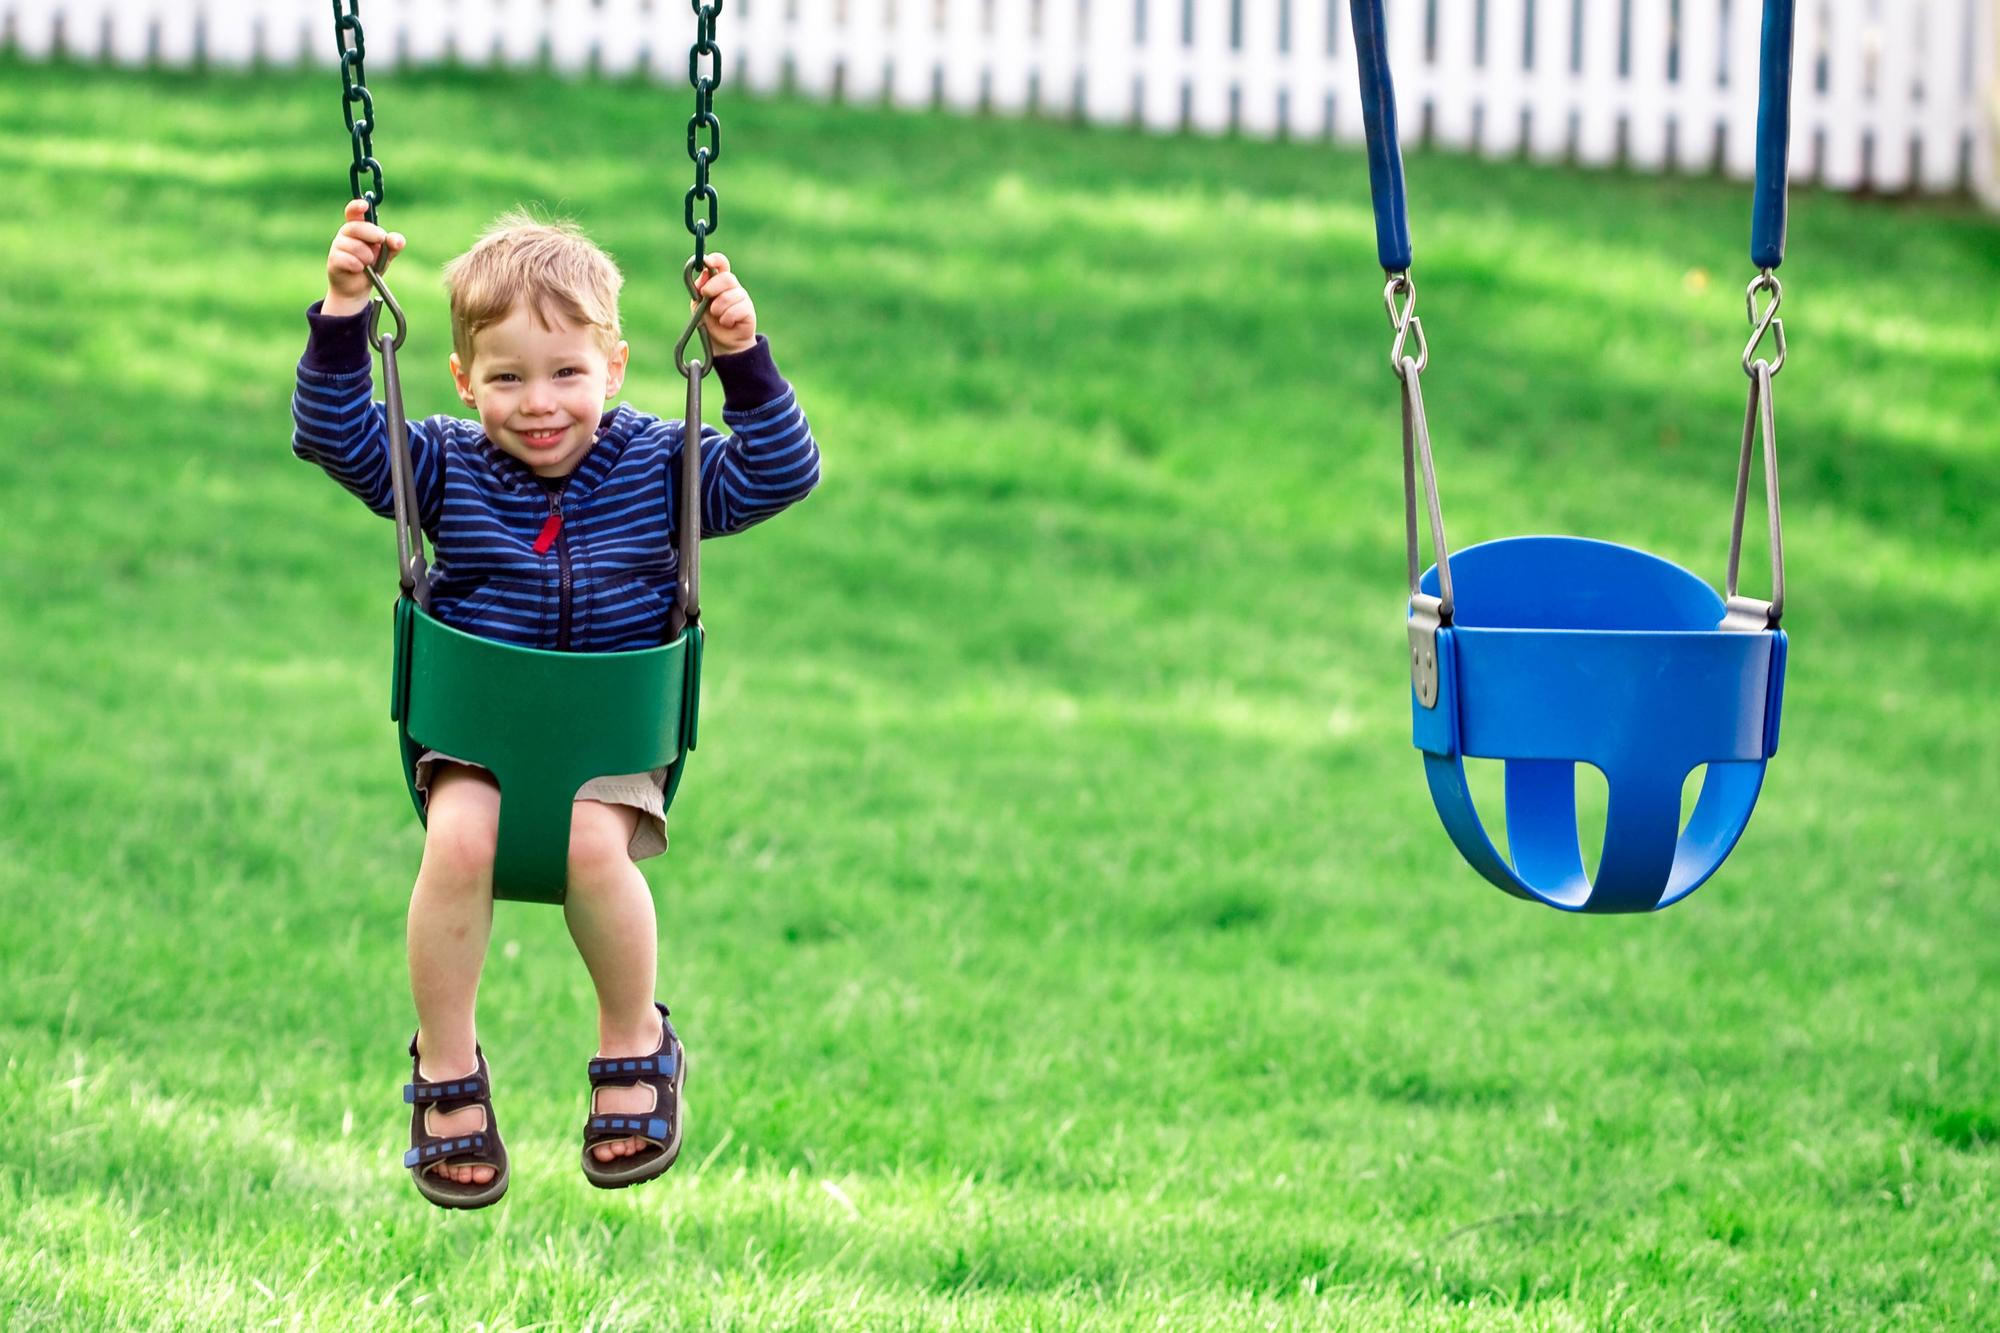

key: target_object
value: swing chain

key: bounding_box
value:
[331,1,385,223]
[675,1,724,381]
[1742,270,1786,378]
[685,0,724,265]
[1383,272,1429,378]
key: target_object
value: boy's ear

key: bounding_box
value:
[603,340,631,399]
[448,352,477,406]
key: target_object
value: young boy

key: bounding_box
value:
[293,201,819,1208]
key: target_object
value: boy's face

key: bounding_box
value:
[450,303,630,478]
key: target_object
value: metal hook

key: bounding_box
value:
[674,254,716,380]
[1742,270,1786,377]
[364,258,408,354]
[1383,273,1428,377]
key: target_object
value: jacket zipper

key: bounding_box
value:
[535,491,574,651]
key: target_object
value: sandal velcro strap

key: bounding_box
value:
[404,1076,485,1104]
[587,1115,671,1143]
[403,1132,490,1168]
[586,1052,677,1083]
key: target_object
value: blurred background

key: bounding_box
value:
[1,3,1996,1329]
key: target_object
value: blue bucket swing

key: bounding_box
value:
[1349,0,1797,913]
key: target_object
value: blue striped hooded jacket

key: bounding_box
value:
[292,303,820,652]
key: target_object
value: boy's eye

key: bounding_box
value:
[491,373,520,383]
[555,367,580,378]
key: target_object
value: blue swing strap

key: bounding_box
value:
[1346,0,1798,274]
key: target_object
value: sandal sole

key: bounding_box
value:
[412,1158,510,1210]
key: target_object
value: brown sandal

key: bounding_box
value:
[404,1037,509,1210]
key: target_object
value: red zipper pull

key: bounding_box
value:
[533,499,563,555]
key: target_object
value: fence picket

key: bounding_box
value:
[738,0,786,94]
[841,0,885,101]
[1184,0,1229,130]
[1976,0,2000,203]
[405,0,451,66]
[1676,0,1723,172]
[1082,0,1137,125]
[1722,0,1763,177]
[981,0,1023,112]
[1286,0,1330,138]
[1480,0,1527,156]
[1526,0,1574,159]
[908,0,945,110]
[1575,0,1621,164]
[1917,0,1967,188]
[1626,0,1673,168]
[791,0,834,96]
[1238,0,1281,135]
[934,0,978,110]
[204,0,256,67]
[1432,0,1478,147]
[1040,0,1082,117]
[1821,0,1867,185]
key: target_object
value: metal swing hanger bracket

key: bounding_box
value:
[1725,0,1796,627]
[368,267,431,611]
[1385,272,1454,708]
[1722,270,1787,632]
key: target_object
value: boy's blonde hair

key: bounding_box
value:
[442,210,623,366]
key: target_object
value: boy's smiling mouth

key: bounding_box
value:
[516,426,569,449]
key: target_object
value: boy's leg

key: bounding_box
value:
[563,800,665,1162]
[408,764,501,1186]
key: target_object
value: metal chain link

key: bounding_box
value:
[332,0,385,222]
[684,0,723,264]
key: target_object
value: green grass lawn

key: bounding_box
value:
[2,55,1997,1330]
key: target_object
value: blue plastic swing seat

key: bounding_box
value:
[1413,537,1787,914]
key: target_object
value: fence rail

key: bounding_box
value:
[6,1,1996,203]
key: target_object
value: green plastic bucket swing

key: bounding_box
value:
[391,604,702,904]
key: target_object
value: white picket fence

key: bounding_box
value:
[5,1,1996,202]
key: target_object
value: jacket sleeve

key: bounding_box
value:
[291,301,447,532]
[695,335,822,537]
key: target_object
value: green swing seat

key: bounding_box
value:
[390,601,702,904]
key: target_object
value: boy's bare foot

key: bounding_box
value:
[589,1008,668,1163]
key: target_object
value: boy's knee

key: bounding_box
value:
[420,769,500,886]
[566,802,637,889]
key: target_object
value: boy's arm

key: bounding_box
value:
[691,334,821,537]
[291,301,447,531]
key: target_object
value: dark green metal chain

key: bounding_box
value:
[684,0,723,265]
[331,0,385,222]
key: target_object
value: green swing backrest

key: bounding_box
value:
[392,598,702,904]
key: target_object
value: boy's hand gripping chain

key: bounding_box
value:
[670,0,724,639]
[331,0,429,610]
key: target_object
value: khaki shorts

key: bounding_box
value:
[414,750,670,861]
